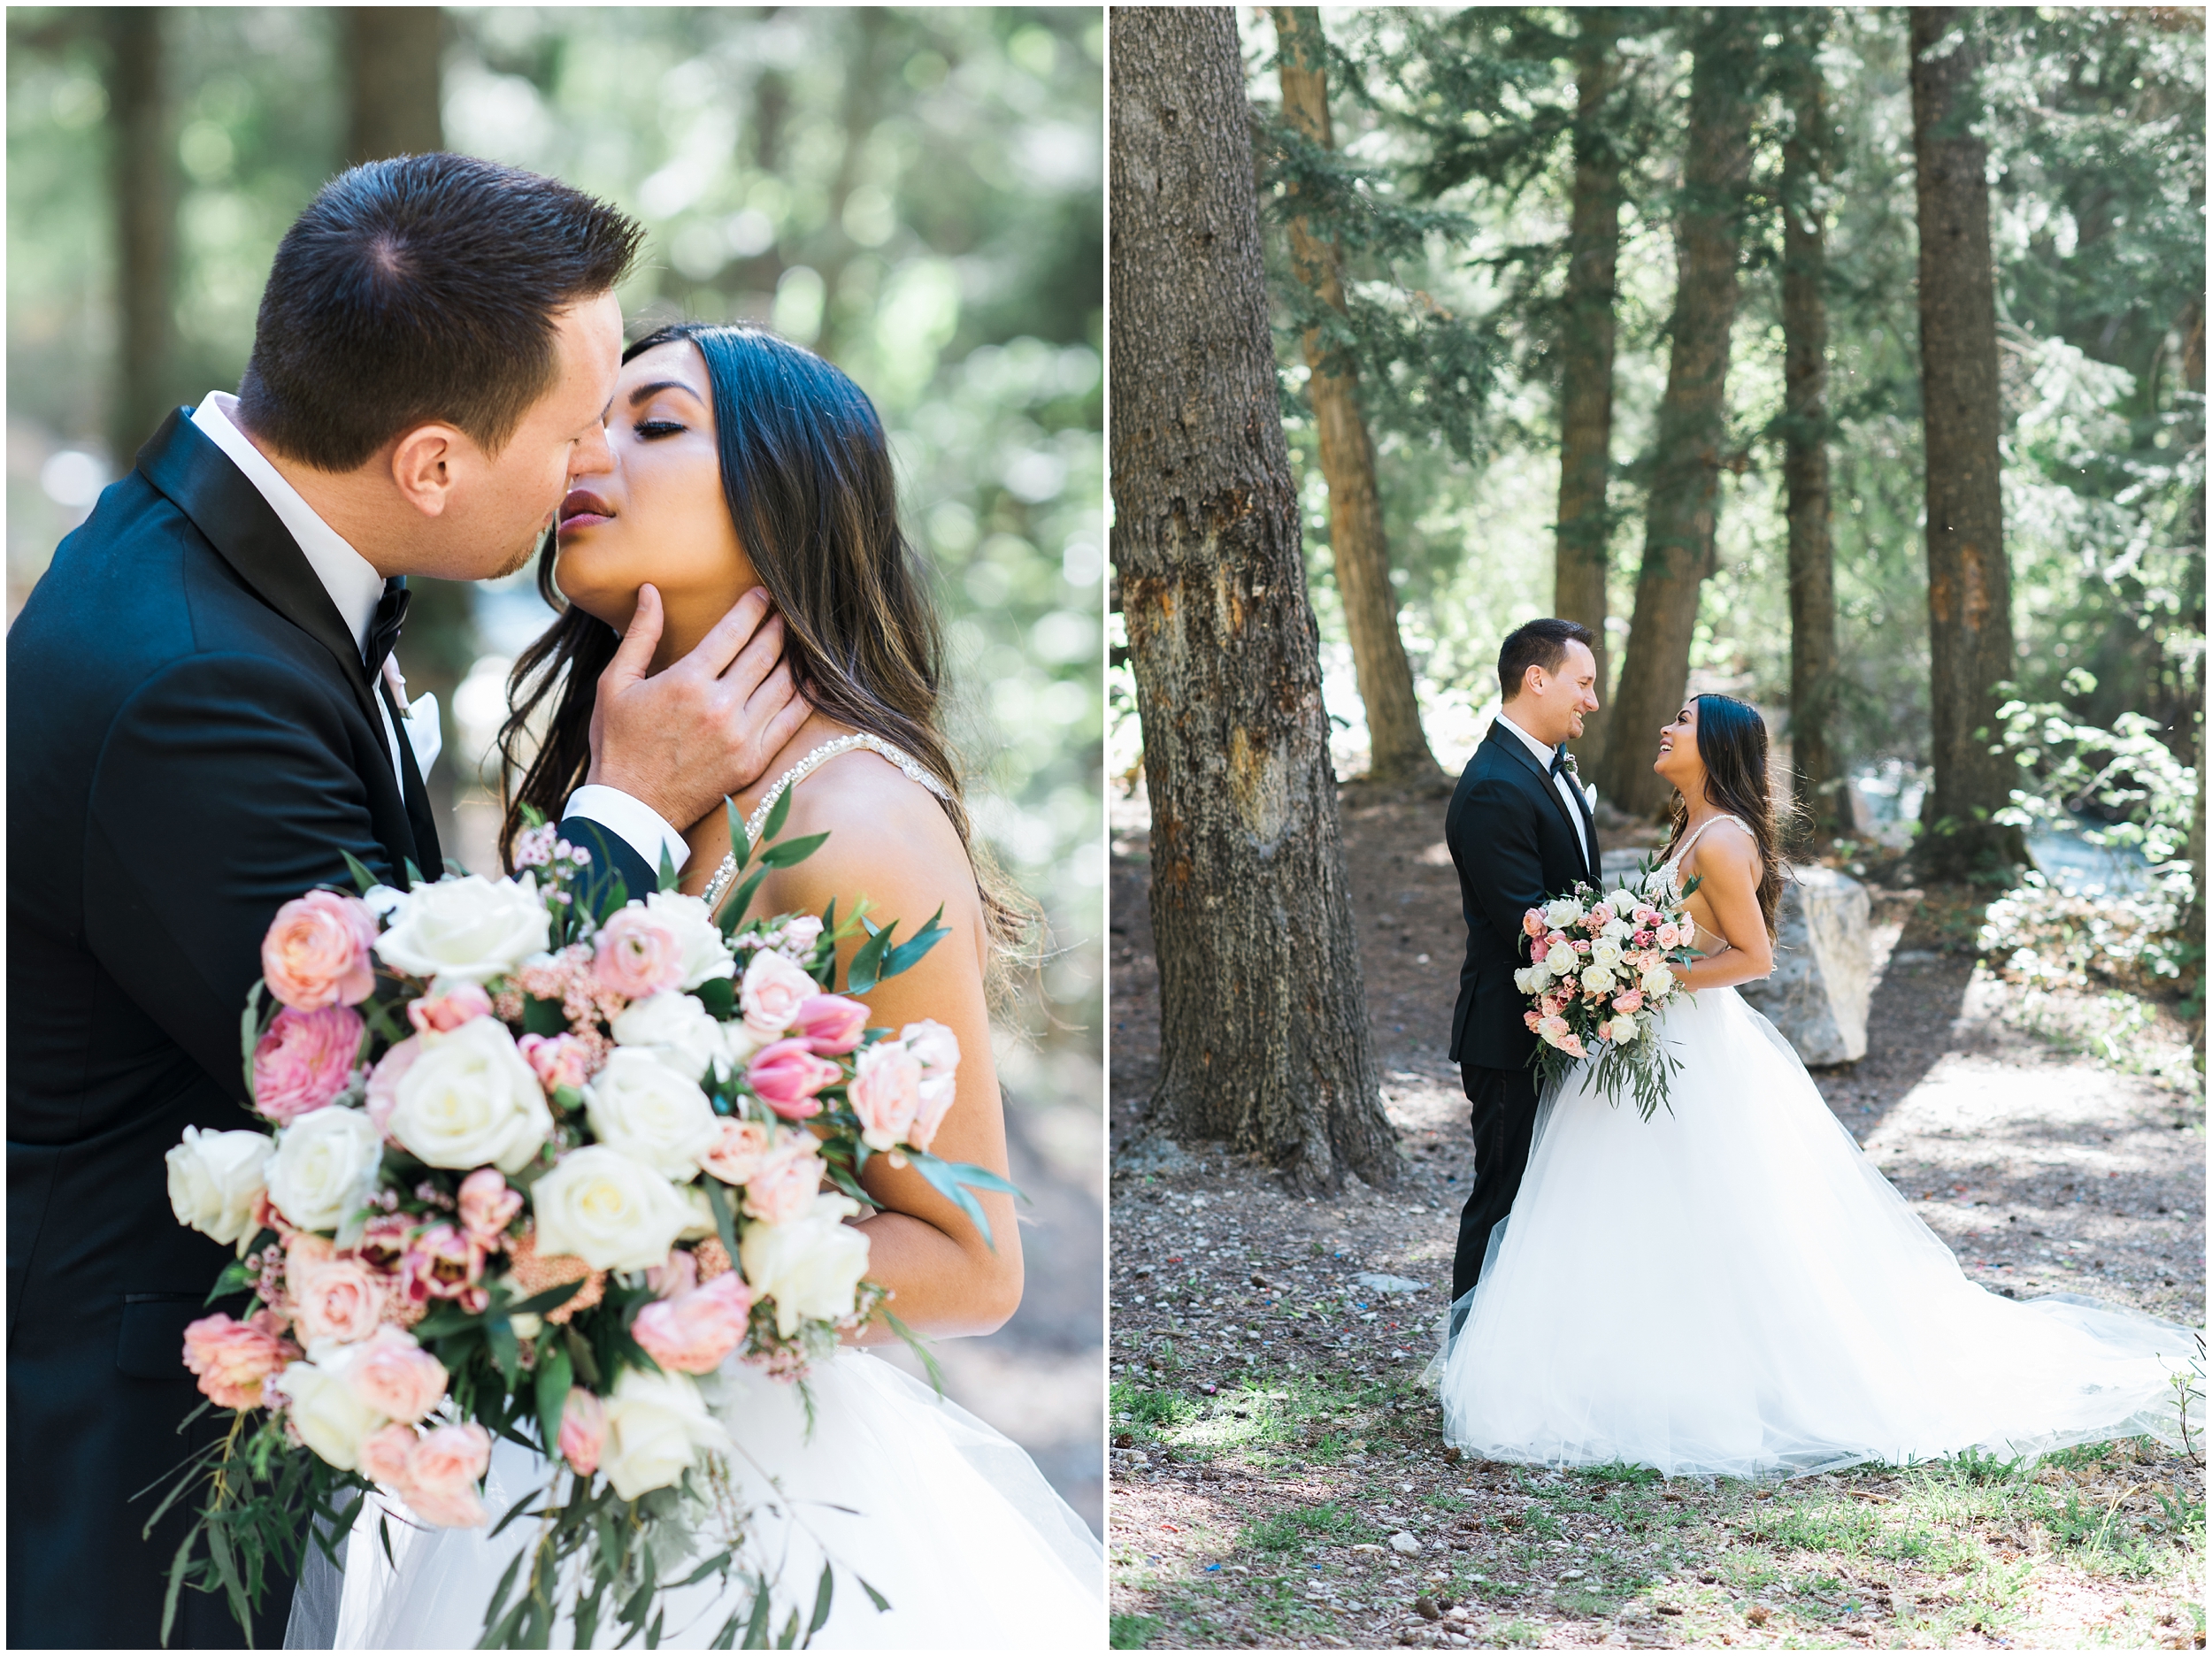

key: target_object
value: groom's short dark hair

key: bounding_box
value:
[235,153,643,471]
[1498,617,1596,700]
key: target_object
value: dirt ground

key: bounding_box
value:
[1107,790,2205,1650]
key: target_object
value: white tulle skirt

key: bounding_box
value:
[1432,985,2197,1481]
[288,1350,1102,1649]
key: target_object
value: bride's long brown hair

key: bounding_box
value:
[1661,693,1793,939]
[495,323,1033,958]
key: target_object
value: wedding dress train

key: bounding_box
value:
[1433,933,2195,1481]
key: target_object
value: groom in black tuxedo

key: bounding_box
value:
[8,155,809,1649]
[1445,618,1603,1305]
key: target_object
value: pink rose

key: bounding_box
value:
[647,1248,699,1300]
[743,1144,826,1225]
[457,1169,523,1245]
[747,1039,841,1121]
[593,908,684,1000]
[365,1036,422,1138]
[404,1422,492,1529]
[342,1327,447,1423]
[262,890,379,1010]
[1632,905,1659,925]
[1522,909,1547,939]
[290,1252,388,1346]
[252,1005,364,1125]
[700,1118,777,1185]
[1559,1035,1589,1059]
[407,980,492,1035]
[791,993,869,1056]
[1655,923,1682,949]
[739,949,819,1040]
[1523,1010,1543,1031]
[182,1313,298,1410]
[1536,1014,1571,1045]
[517,1031,594,1093]
[558,1387,606,1476]
[849,1040,923,1151]
[357,1422,419,1487]
[1611,989,1645,1014]
[401,1223,487,1314]
[1588,903,1614,928]
[632,1271,756,1376]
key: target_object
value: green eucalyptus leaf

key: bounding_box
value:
[757,832,829,869]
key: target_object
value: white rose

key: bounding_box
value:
[266,1106,382,1233]
[1641,965,1674,999]
[597,1368,730,1500]
[643,890,736,991]
[1542,940,1580,975]
[1599,916,1634,942]
[898,1020,960,1084]
[1579,962,1616,995]
[584,1048,722,1178]
[1589,939,1624,970]
[1607,888,1639,916]
[1542,898,1584,931]
[739,948,819,1041]
[529,1146,695,1271]
[1612,1015,1644,1044]
[741,1192,872,1338]
[275,1359,387,1471]
[610,991,728,1085]
[1511,967,1538,995]
[165,1127,273,1248]
[387,1016,553,1175]
[373,873,549,984]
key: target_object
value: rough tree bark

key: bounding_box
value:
[1782,13,1844,839]
[1271,7,1440,789]
[1555,9,1623,773]
[344,7,474,854]
[1909,7,2024,877]
[103,9,178,467]
[1111,6,1395,1190]
[1599,16,1754,818]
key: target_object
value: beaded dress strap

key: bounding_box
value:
[1661,812,1753,886]
[701,733,949,911]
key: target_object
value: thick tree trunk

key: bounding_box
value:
[2177,295,2204,1056]
[1782,17,1844,840]
[344,7,474,862]
[1909,8,2024,878]
[1555,9,1622,773]
[104,9,178,466]
[1271,7,1439,788]
[1110,6,1394,1190]
[1598,17,1753,818]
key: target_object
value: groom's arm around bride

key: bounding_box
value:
[6,154,806,1650]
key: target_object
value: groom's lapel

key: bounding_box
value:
[1487,721,1589,873]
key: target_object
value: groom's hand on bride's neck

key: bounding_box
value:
[585,583,811,828]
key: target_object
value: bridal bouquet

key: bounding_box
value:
[1514,855,1705,1121]
[153,794,1010,1648]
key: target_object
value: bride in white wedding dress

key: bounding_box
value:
[1433,693,2196,1481]
[289,325,1100,1646]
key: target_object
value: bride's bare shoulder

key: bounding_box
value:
[763,747,981,926]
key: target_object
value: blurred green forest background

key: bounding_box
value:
[8,4,1107,1524]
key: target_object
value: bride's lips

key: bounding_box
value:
[558,489,615,533]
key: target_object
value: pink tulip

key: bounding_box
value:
[262,890,378,1009]
[181,1313,297,1410]
[592,908,684,1000]
[407,980,492,1035]
[747,1039,841,1121]
[632,1272,756,1376]
[791,993,870,1055]
[251,1005,364,1125]
[558,1387,606,1476]
[343,1328,448,1423]
[457,1169,523,1246]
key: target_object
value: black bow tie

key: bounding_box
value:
[1550,746,1578,779]
[365,579,410,676]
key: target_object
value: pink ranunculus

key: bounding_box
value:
[558,1387,606,1476]
[592,908,685,1000]
[182,1313,297,1410]
[1587,903,1614,928]
[909,1077,958,1154]
[251,1005,364,1125]
[1612,989,1645,1014]
[1655,923,1683,949]
[848,1040,923,1151]
[401,1223,487,1311]
[1523,1010,1543,1031]
[1559,1035,1589,1059]
[404,1422,492,1528]
[357,1422,419,1487]
[1522,909,1547,939]
[699,1117,777,1185]
[742,1145,826,1225]
[262,890,379,1009]
[747,1038,841,1121]
[365,1036,422,1138]
[456,1169,523,1246]
[632,1271,756,1376]
[791,993,870,1055]
[290,1253,388,1346]
[1632,905,1659,926]
[344,1327,448,1423]
[899,1020,960,1085]
[739,948,820,1040]
[517,1031,595,1093]
[407,980,493,1035]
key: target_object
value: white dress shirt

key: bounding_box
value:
[189,393,688,873]
[1496,709,1591,869]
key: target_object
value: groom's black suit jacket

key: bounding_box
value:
[1445,721,1602,1070]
